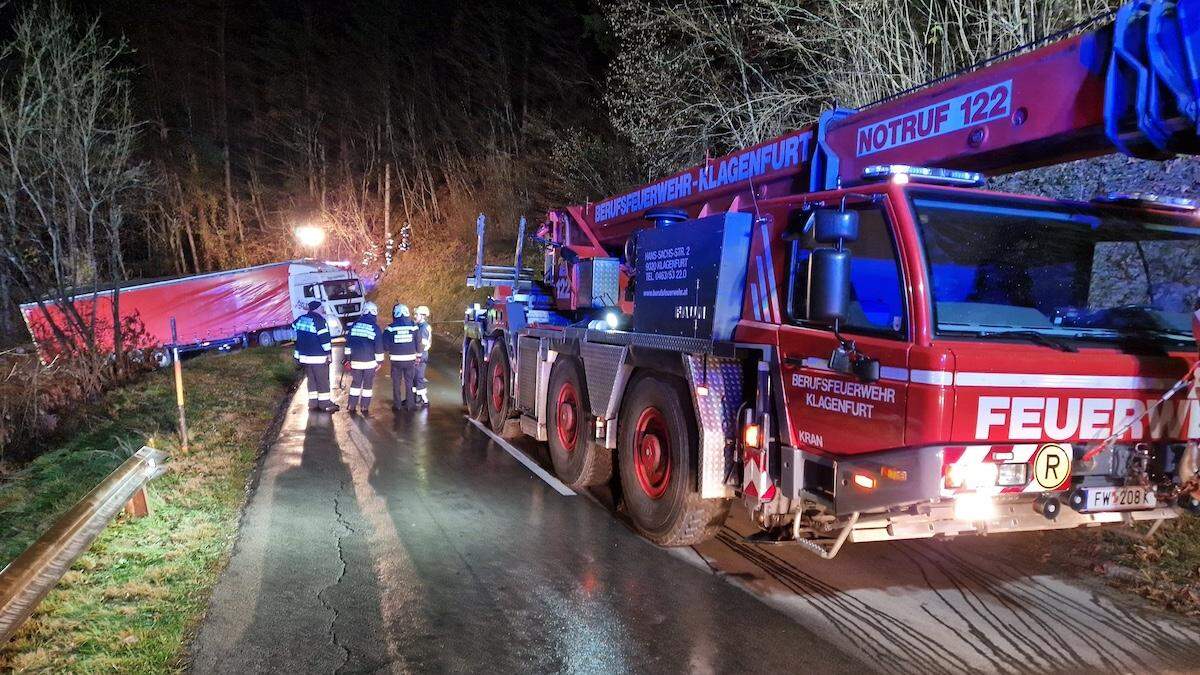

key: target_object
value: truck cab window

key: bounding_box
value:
[303,284,317,298]
[787,206,906,337]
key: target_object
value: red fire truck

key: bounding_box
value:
[463,0,1200,554]
[22,260,365,364]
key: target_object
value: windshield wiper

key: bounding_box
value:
[946,329,1079,352]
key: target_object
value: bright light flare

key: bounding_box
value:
[294,225,326,249]
[953,493,997,522]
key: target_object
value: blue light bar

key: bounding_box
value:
[862,164,986,187]
[1091,191,1198,212]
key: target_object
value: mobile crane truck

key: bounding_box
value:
[463,0,1200,555]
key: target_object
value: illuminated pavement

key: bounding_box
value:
[190,346,1200,674]
[188,349,861,673]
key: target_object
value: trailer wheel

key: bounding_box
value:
[546,359,611,488]
[486,342,513,432]
[464,340,488,421]
[617,373,729,546]
[257,330,276,347]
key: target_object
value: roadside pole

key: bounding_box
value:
[170,317,189,453]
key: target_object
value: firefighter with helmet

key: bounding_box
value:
[293,300,339,412]
[385,303,420,411]
[345,302,385,415]
[413,305,432,407]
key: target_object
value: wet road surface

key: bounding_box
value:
[191,347,1200,674]
[189,352,862,673]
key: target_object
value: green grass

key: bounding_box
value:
[0,347,297,672]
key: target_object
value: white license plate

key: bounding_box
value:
[1082,486,1157,512]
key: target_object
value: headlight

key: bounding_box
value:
[946,462,998,489]
[997,463,1028,487]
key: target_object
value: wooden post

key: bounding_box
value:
[171,317,189,453]
[124,487,150,519]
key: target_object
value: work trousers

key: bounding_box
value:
[304,361,333,410]
[413,356,429,402]
[391,360,418,410]
[348,367,377,411]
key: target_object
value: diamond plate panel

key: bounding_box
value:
[517,336,540,410]
[579,341,628,418]
[685,354,742,499]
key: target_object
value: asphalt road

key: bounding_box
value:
[190,347,1200,674]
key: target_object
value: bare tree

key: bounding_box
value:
[0,3,146,381]
[605,0,1116,178]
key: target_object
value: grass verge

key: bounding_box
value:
[0,347,297,672]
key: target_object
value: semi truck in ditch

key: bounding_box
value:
[462,0,1200,554]
[22,260,366,364]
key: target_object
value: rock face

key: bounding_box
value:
[994,156,1200,315]
[991,155,1200,202]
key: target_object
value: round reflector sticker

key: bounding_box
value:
[1033,443,1071,490]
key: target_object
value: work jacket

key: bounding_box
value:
[385,316,419,361]
[416,321,432,359]
[346,316,385,369]
[293,311,332,364]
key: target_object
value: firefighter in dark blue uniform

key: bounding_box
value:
[345,301,385,415]
[413,305,432,407]
[293,300,339,412]
[385,304,420,411]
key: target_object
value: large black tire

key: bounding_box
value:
[464,340,488,420]
[617,373,729,546]
[546,358,612,489]
[257,330,276,347]
[486,341,513,432]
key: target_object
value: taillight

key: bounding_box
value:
[743,423,762,449]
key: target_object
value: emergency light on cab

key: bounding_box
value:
[861,164,986,187]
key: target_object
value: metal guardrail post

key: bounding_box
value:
[0,446,168,643]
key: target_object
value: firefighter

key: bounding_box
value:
[293,300,339,412]
[345,302,385,416]
[385,303,420,411]
[413,305,432,407]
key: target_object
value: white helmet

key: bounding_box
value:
[362,301,378,316]
[393,303,410,318]
[415,305,430,319]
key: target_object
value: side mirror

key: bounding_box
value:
[806,208,858,325]
[814,209,859,244]
[807,248,851,324]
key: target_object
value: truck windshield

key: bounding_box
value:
[911,190,1200,346]
[322,279,362,300]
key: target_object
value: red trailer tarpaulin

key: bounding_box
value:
[21,262,295,360]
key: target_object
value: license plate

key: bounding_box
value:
[1081,486,1157,512]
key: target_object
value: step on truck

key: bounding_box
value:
[463,0,1200,554]
[22,259,366,365]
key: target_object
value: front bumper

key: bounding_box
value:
[848,496,1183,543]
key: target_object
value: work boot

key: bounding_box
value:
[347,407,357,415]
[324,403,341,413]
[360,408,370,417]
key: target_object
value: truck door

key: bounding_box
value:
[777,200,910,455]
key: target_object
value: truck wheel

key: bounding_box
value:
[546,359,611,488]
[486,342,513,432]
[464,340,488,421]
[258,330,276,347]
[617,373,729,546]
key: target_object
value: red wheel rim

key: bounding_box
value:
[555,382,579,452]
[633,407,671,500]
[467,356,480,399]
[490,361,506,411]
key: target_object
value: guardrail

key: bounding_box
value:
[0,446,168,643]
